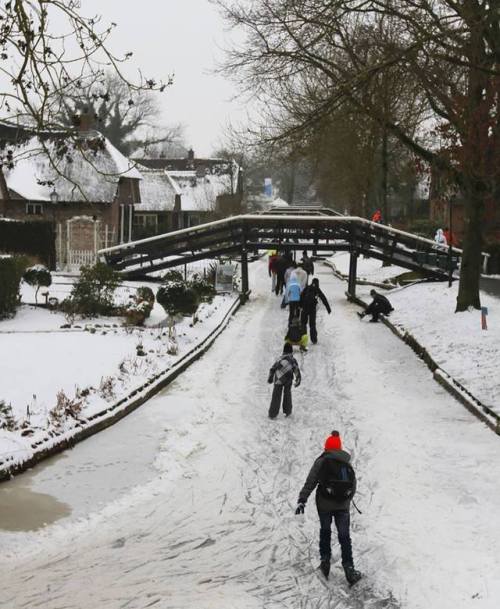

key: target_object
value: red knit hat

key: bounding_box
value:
[324,430,342,451]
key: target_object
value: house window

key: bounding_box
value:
[133,213,158,229]
[26,203,43,216]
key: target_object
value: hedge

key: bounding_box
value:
[0,256,25,318]
[0,218,55,266]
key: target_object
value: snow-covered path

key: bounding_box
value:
[1,261,500,609]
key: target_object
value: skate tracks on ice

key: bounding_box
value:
[1,262,500,608]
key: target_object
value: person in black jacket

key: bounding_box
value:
[274,253,292,296]
[300,278,331,344]
[357,289,394,322]
[295,431,362,585]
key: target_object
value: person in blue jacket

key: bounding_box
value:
[285,274,302,320]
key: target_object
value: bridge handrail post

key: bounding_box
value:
[240,230,249,302]
[347,223,359,297]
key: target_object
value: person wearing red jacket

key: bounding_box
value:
[443,227,457,247]
[371,209,382,223]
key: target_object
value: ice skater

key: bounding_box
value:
[295,431,362,585]
[301,278,331,344]
[267,343,301,419]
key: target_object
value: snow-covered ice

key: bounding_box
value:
[1,261,499,609]
[330,251,500,418]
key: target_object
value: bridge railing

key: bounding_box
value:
[99,214,472,280]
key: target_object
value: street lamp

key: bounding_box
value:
[49,187,59,270]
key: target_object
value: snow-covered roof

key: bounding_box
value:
[167,170,234,212]
[3,129,142,203]
[133,167,178,212]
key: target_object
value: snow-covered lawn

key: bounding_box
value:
[329,252,500,418]
[0,273,238,470]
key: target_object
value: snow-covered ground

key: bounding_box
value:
[1,261,499,609]
[0,274,237,470]
[330,251,500,418]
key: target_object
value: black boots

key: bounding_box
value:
[343,563,362,586]
[319,559,330,578]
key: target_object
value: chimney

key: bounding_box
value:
[187,148,195,161]
[73,109,95,132]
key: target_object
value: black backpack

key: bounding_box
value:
[318,457,356,501]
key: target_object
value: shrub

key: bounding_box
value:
[136,286,155,305]
[99,376,115,401]
[189,274,216,303]
[162,269,184,283]
[0,400,17,431]
[49,390,83,426]
[124,298,153,326]
[68,262,119,317]
[23,265,52,304]
[0,256,26,318]
[157,279,199,317]
[124,286,155,326]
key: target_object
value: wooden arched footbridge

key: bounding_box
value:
[99,208,459,298]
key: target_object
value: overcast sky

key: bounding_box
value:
[82,0,246,156]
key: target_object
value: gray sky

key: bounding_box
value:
[83,0,246,156]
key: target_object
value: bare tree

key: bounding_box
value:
[0,1,171,188]
[215,0,500,311]
[57,73,168,155]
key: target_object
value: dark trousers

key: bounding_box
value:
[301,308,317,343]
[288,301,300,321]
[275,274,285,295]
[365,302,384,321]
[268,383,292,418]
[318,509,353,566]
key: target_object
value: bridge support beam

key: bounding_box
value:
[347,251,358,298]
[240,247,249,303]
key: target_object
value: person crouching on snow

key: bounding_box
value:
[357,289,393,323]
[267,343,301,419]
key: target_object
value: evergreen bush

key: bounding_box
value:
[189,273,216,303]
[157,278,199,316]
[0,256,26,318]
[123,286,155,326]
[23,265,52,303]
[68,262,119,317]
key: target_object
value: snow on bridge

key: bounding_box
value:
[99,212,460,293]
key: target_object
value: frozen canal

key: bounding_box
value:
[1,262,500,609]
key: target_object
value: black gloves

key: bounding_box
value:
[267,373,274,384]
[295,502,305,515]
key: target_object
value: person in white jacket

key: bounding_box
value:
[434,228,447,247]
[291,266,308,292]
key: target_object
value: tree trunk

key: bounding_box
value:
[381,125,388,223]
[0,166,10,205]
[455,14,489,311]
[455,179,483,311]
